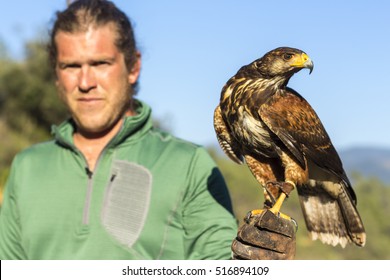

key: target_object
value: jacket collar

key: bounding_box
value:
[52,99,153,150]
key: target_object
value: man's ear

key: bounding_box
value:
[128,52,141,84]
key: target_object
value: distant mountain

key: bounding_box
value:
[339,147,390,184]
[210,145,390,184]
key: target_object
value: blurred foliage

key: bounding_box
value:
[0,41,68,133]
[209,147,390,260]
[0,39,68,178]
[0,38,68,199]
[1,37,389,259]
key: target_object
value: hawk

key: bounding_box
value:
[214,47,366,247]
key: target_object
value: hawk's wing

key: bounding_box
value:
[214,106,244,164]
[259,88,346,181]
[259,88,364,246]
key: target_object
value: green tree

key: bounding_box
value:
[0,41,68,136]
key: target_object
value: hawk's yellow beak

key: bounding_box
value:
[291,53,314,74]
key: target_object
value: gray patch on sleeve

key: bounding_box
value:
[101,160,152,248]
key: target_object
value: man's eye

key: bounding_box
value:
[92,61,109,67]
[59,63,80,69]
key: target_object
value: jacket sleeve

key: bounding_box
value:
[0,159,27,259]
[181,148,238,259]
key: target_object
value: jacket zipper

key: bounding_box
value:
[79,124,123,226]
[54,118,126,227]
[82,167,94,225]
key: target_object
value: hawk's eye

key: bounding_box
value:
[283,53,293,60]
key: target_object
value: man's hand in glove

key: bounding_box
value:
[232,210,297,260]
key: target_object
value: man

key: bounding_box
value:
[0,0,295,259]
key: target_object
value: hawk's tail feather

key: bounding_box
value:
[337,184,366,246]
[297,183,366,248]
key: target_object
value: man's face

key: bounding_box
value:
[55,24,140,136]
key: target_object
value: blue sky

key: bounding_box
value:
[1,0,390,150]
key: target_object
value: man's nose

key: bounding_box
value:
[78,66,97,92]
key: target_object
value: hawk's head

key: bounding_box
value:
[253,47,314,79]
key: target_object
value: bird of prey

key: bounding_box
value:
[214,47,366,247]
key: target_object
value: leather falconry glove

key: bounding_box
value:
[232,209,297,260]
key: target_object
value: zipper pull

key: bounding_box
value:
[85,167,93,179]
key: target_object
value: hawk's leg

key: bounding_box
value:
[267,181,295,199]
[249,181,295,221]
[263,181,284,208]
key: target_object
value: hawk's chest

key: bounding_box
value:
[221,78,276,154]
[232,106,273,150]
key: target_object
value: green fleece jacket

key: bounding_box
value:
[0,100,237,259]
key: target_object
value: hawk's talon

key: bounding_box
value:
[244,211,253,223]
[245,208,267,223]
[291,217,298,232]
